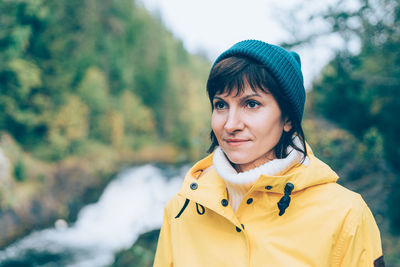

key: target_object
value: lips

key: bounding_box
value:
[224,139,249,147]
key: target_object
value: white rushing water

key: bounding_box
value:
[0,164,186,266]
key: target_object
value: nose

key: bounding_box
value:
[224,108,244,133]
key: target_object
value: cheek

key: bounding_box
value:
[211,112,222,134]
[252,109,284,134]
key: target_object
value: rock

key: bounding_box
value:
[0,147,13,191]
[0,146,14,211]
[111,229,160,267]
[54,219,68,230]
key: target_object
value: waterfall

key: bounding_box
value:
[0,164,186,266]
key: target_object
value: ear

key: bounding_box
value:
[283,118,292,132]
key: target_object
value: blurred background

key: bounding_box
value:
[0,0,399,266]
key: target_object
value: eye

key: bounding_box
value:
[214,100,227,110]
[246,100,260,109]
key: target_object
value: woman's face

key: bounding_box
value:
[211,84,292,172]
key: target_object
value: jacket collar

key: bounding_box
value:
[178,144,339,221]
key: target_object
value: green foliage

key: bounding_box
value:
[119,90,155,135]
[77,67,110,114]
[304,118,386,181]
[388,178,400,235]
[8,58,42,99]
[0,0,211,162]
[13,158,26,182]
[311,0,400,167]
[48,95,89,159]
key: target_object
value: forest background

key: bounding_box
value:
[0,0,399,266]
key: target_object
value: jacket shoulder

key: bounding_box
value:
[326,183,376,222]
[301,182,373,227]
[311,182,367,209]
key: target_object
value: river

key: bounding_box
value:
[0,164,186,266]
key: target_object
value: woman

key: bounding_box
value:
[154,40,384,267]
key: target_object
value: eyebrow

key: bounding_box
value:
[241,93,262,100]
[213,96,224,102]
[213,93,262,101]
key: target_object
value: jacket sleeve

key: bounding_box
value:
[333,199,384,267]
[153,208,173,267]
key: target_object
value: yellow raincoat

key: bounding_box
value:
[154,147,383,267]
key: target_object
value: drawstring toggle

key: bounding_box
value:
[277,183,294,216]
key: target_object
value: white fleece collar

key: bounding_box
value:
[213,136,309,185]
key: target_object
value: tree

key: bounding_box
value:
[306,0,400,232]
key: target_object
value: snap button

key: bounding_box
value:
[265,186,272,190]
[221,199,229,207]
[246,198,253,204]
[236,226,242,232]
[190,182,198,190]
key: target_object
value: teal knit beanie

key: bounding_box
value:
[212,40,306,123]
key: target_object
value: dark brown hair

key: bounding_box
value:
[206,56,307,161]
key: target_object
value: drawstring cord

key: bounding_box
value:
[196,203,205,215]
[175,199,190,218]
[175,199,206,218]
[277,183,294,216]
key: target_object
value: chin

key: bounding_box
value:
[223,150,253,166]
